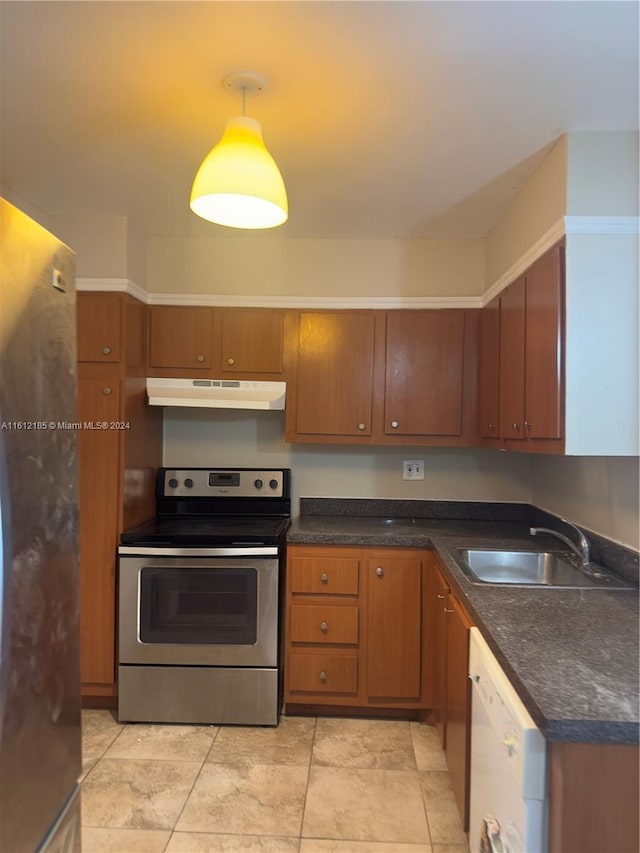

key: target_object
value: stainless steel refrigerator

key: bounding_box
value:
[0,198,82,852]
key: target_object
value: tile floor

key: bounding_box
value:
[81,711,469,853]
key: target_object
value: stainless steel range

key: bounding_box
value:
[118,467,291,726]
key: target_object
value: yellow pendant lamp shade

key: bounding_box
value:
[190,115,288,229]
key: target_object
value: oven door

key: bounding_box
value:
[119,550,279,667]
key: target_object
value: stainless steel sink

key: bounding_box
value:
[455,548,631,588]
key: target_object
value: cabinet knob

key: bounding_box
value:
[319,671,327,682]
[376,567,384,577]
[390,420,399,429]
[512,423,520,431]
[524,421,532,430]
[320,621,328,633]
[102,386,112,396]
[358,423,366,430]
[102,346,111,355]
[444,608,455,614]
[436,594,445,600]
[487,423,496,430]
[320,572,329,584]
[227,357,235,366]
[196,354,205,363]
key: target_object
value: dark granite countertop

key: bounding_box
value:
[287,501,639,745]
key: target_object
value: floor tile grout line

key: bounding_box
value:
[297,716,318,843]
[161,729,219,838]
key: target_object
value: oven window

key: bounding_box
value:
[139,567,258,645]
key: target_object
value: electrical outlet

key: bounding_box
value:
[403,459,424,480]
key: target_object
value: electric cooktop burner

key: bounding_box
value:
[120,515,289,547]
[120,467,292,549]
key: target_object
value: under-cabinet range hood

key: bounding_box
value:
[146,378,286,410]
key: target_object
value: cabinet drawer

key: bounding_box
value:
[290,605,359,645]
[288,653,358,694]
[290,557,359,595]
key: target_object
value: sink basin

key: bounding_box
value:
[455,548,631,588]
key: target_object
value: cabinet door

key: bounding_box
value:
[220,309,283,374]
[384,311,465,436]
[148,306,214,370]
[366,556,422,701]
[77,292,122,363]
[294,312,375,437]
[499,277,526,440]
[525,245,564,439]
[444,594,472,831]
[479,296,500,439]
[78,378,121,686]
[431,565,450,746]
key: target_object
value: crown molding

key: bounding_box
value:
[76,277,149,303]
[564,215,639,235]
[147,293,483,309]
[482,218,566,306]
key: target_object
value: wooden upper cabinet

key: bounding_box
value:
[498,243,564,446]
[293,312,375,437]
[525,244,564,440]
[148,306,214,370]
[384,311,465,436]
[219,309,284,375]
[479,296,500,439]
[77,292,122,362]
[366,555,422,702]
[499,277,526,440]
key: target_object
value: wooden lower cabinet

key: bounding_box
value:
[285,545,429,710]
[424,558,474,831]
[444,588,473,832]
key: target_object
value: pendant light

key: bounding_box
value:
[190,72,288,229]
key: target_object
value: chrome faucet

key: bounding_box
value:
[529,520,590,567]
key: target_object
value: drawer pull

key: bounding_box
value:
[320,572,329,584]
[319,671,327,682]
[227,357,235,365]
[102,386,112,396]
[102,346,111,355]
[196,354,205,363]
[376,567,384,577]
[320,621,328,632]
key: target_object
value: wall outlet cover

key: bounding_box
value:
[403,459,424,480]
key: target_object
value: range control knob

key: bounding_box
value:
[168,478,178,488]
[184,478,194,488]
[254,478,264,489]
[269,479,279,490]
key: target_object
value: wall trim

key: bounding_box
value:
[564,215,640,235]
[147,293,483,309]
[76,277,149,303]
[483,215,640,305]
[482,217,566,305]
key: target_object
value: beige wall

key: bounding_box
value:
[147,236,485,298]
[484,135,567,287]
[567,131,639,215]
[126,216,148,289]
[162,410,532,514]
[50,213,128,278]
[1,183,51,231]
[530,456,639,550]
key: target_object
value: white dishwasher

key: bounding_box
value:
[468,627,548,853]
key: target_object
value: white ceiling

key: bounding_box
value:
[0,1,637,240]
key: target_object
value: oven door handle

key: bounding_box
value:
[118,546,279,557]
